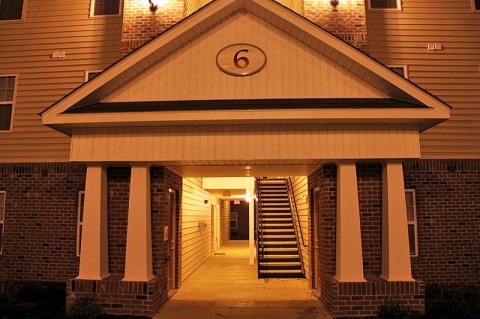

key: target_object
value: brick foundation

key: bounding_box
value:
[67,275,163,317]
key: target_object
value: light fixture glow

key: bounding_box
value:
[245,189,251,202]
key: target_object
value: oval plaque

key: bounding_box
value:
[216,43,267,76]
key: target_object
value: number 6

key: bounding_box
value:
[233,49,250,69]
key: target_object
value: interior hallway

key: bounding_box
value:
[154,240,331,319]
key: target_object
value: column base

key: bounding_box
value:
[323,275,425,318]
[67,275,166,317]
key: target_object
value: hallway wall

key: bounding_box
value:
[290,176,311,280]
[181,178,219,281]
[219,199,230,246]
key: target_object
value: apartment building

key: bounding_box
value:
[0,0,479,317]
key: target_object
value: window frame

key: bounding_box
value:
[0,0,26,22]
[473,0,480,11]
[367,0,402,11]
[0,191,6,255]
[0,74,18,132]
[388,65,409,79]
[90,0,123,17]
[405,189,418,257]
[230,211,238,229]
[76,191,85,257]
[84,70,103,82]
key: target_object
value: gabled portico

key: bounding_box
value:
[42,0,450,317]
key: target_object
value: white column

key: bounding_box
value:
[334,162,366,282]
[77,165,109,280]
[381,162,414,281]
[123,165,154,282]
[248,188,255,265]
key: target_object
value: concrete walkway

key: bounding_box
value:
[154,240,332,319]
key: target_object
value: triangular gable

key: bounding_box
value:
[103,10,386,103]
[41,0,450,132]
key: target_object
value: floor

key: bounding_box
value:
[154,240,332,319]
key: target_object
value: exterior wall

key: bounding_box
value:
[181,178,219,281]
[290,176,311,281]
[304,0,368,51]
[404,159,480,284]
[366,0,480,159]
[308,163,424,318]
[121,0,185,56]
[0,163,85,281]
[68,166,183,317]
[0,0,122,163]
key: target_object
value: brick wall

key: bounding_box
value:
[121,0,185,55]
[404,159,480,284]
[68,165,183,317]
[357,163,382,277]
[0,163,85,282]
[308,163,424,318]
[303,0,368,52]
[107,167,130,275]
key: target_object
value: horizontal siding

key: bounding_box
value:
[366,0,480,158]
[220,199,230,246]
[104,11,385,103]
[70,124,421,162]
[0,0,122,163]
[290,176,310,280]
[181,178,219,281]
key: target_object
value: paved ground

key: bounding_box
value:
[154,240,331,319]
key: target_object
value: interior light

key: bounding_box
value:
[245,189,251,203]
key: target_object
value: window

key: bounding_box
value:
[388,66,408,78]
[369,0,400,10]
[474,0,480,11]
[91,0,122,16]
[0,192,5,254]
[85,70,102,82]
[0,0,24,21]
[76,191,85,257]
[0,75,16,131]
[405,190,418,256]
[230,211,238,229]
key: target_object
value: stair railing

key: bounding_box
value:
[255,178,264,278]
[285,177,307,273]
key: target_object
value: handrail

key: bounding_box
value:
[286,177,308,248]
[255,178,264,278]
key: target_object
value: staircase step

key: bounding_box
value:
[261,225,294,230]
[262,247,298,253]
[258,238,297,249]
[260,229,295,233]
[260,261,301,266]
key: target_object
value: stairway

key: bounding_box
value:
[257,178,304,278]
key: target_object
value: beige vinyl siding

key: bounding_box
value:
[181,178,219,281]
[104,11,385,103]
[70,125,421,162]
[290,176,310,280]
[366,0,480,158]
[0,0,122,163]
[220,199,230,246]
